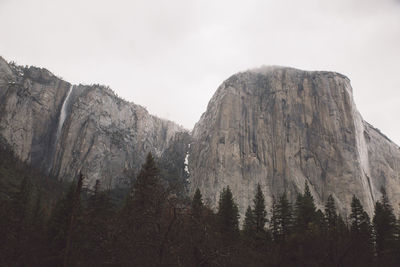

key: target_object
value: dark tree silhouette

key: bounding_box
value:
[243,205,256,235]
[294,182,317,231]
[47,173,84,266]
[346,195,373,266]
[191,188,203,219]
[324,194,337,232]
[373,188,397,263]
[217,186,239,241]
[253,183,267,233]
[271,193,293,242]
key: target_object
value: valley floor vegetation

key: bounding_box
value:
[1,145,400,266]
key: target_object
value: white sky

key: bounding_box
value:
[1,0,399,144]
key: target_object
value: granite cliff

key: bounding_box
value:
[0,57,188,188]
[188,66,400,217]
[1,57,399,218]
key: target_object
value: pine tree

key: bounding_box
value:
[325,194,337,232]
[116,153,169,266]
[294,182,317,231]
[192,188,203,219]
[394,215,400,265]
[217,186,239,240]
[47,183,76,257]
[79,180,114,266]
[4,176,32,265]
[47,173,84,266]
[253,184,267,233]
[63,172,84,267]
[348,195,373,265]
[120,152,165,224]
[27,188,48,267]
[270,196,280,241]
[315,209,326,230]
[270,193,293,241]
[243,205,256,236]
[336,214,348,237]
[373,188,397,260]
[350,196,371,237]
[131,153,165,218]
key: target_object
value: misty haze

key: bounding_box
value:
[1,0,400,266]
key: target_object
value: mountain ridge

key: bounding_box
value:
[0,56,188,189]
[189,67,400,217]
[1,56,400,219]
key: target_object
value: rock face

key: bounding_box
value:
[189,66,400,218]
[1,57,400,219]
[0,57,187,188]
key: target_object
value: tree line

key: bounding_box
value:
[1,153,400,266]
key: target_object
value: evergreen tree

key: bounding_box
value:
[321,195,343,266]
[78,180,114,266]
[315,209,326,229]
[325,194,337,232]
[192,188,203,219]
[373,188,397,260]
[47,183,76,261]
[277,193,294,237]
[336,214,348,237]
[27,188,48,266]
[131,153,165,219]
[4,176,32,265]
[115,153,170,266]
[294,182,317,231]
[348,195,373,266]
[243,205,256,235]
[47,173,84,266]
[270,196,280,241]
[253,184,267,233]
[394,215,400,265]
[350,196,371,237]
[217,186,239,240]
[63,172,84,267]
[271,193,293,241]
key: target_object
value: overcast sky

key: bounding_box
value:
[1,0,399,144]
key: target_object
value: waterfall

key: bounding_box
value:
[47,84,74,174]
[56,84,74,140]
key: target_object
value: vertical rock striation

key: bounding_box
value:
[0,57,71,169]
[0,57,187,187]
[1,56,400,219]
[189,66,400,218]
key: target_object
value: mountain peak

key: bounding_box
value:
[190,65,399,218]
[1,57,399,220]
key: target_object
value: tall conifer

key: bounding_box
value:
[192,188,203,219]
[217,186,239,240]
[243,205,256,235]
[253,184,267,233]
[325,194,337,232]
[294,182,317,231]
[373,188,397,259]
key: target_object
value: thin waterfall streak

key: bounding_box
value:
[48,84,74,174]
[56,85,74,139]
